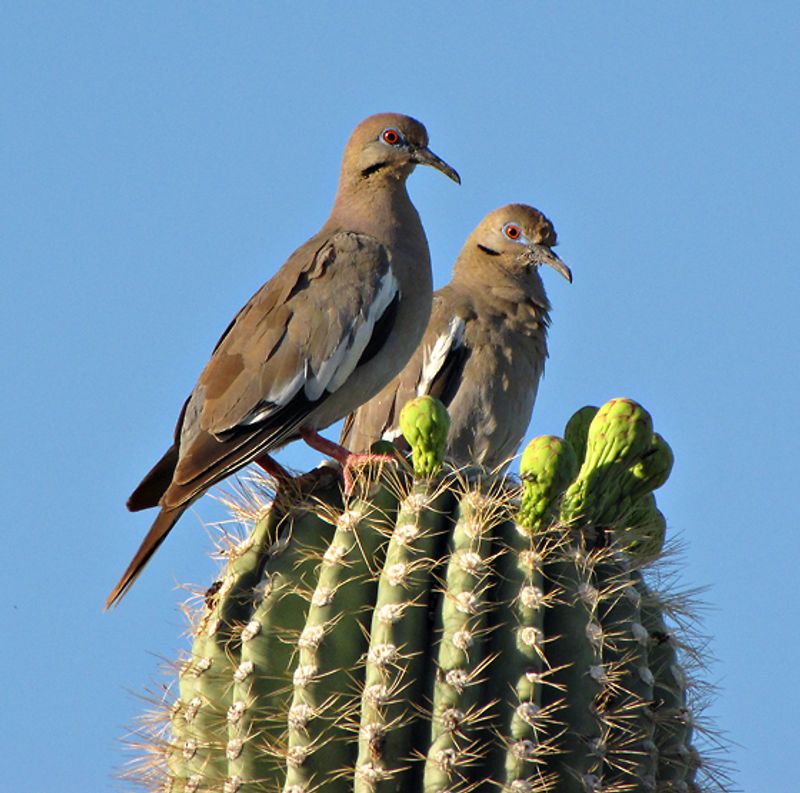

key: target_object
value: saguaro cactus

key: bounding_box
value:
[128,398,728,793]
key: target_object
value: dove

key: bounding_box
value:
[106,113,459,608]
[340,203,570,469]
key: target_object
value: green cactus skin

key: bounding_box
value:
[540,541,604,793]
[398,396,450,478]
[355,477,455,792]
[227,482,343,792]
[131,399,728,793]
[424,484,496,793]
[282,476,401,793]
[493,515,561,791]
[171,501,294,793]
[592,559,657,790]
[498,437,579,789]
[635,573,700,792]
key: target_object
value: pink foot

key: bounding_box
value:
[299,430,399,493]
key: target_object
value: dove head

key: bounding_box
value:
[340,113,460,188]
[458,203,572,284]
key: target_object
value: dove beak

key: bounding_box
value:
[413,147,461,184]
[525,245,572,283]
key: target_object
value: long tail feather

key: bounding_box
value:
[127,445,179,512]
[105,506,185,609]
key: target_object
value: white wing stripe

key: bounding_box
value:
[307,267,399,398]
[417,315,465,396]
[241,366,306,425]
[240,267,399,425]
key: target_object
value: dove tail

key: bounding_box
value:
[127,445,179,511]
[104,506,184,610]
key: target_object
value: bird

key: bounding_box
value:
[105,113,459,609]
[339,203,571,469]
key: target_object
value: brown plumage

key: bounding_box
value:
[106,113,459,609]
[340,203,571,468]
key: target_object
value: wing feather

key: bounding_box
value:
[340,293,471,452]
[196,232,396,435]
[417,314,466,397]
[167,231,398,498]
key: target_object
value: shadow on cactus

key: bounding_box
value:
[125,397,732,793]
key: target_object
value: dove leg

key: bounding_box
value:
[299,429,399,493]
[254,453,291,482]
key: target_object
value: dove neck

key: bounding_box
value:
[451,254,552,330]
[456,251,545,294]
[327,174,422,244]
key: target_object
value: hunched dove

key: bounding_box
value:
[106,113,459,608]
[340,203,571,469]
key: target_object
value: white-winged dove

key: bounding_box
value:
[106,113,459,608]
[340,203,571,469]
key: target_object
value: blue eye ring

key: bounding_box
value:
[503,222,523,241]
[381,128,404,146]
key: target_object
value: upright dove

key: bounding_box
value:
[340,203,571,468]
[106,113,459,609]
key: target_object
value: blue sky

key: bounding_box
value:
[2,3,798,790]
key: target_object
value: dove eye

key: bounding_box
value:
[503,223,523,241]
[381,128,403,146]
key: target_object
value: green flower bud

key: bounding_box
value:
[563,405,598,467]
[561,398,654,524]
[399,396,451,477]
[617,494,667,560]
[628,432,674,498]
[518,435,578,532]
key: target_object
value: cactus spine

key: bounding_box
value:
[128,398,728,793]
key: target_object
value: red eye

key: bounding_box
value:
[504,223,522,240]
[382,128,402,146]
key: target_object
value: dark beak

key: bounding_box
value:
[525,245,572,283]
[413,146,461,184]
